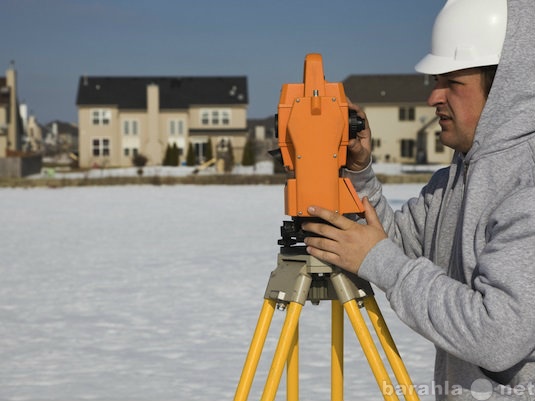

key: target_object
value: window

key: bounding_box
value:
[92,109,111,125]
[200,109,231,126]
[211,110,219,125]
[400,139,415,158]
[169,119,185,136]
[124,148,138,157]
[123,120,138,135]
[201,111,210,125]
[399,107,415,121]
[371,138,381,151]
[435,131,445,153]
[221,110,230,125]
[92,138,110,156]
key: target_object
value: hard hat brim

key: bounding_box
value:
[415,53,500,75]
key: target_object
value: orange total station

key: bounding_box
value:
[276,53,365,220]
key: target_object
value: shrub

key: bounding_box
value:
[132,154,148,167]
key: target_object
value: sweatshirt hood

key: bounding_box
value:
[468,0,535,162]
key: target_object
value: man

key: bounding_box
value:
[303,0,535,399]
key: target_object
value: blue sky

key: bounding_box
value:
[0,0,442,124]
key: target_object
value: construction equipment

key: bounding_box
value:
[233,53,420,401]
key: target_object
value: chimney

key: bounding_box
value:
[145,83,161,164]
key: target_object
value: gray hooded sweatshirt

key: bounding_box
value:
[345,0,535,399]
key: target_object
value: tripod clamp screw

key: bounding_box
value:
[274,291,288,310]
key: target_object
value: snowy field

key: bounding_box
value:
[0,183,435,401]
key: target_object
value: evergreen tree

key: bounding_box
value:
[226,140,235,172]
[205,137,214,161]
[172,143,180,166]
[162,144,173,166]
[241,137,256,166]
[186,142,196,166]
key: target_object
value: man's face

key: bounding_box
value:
[428,68,488,153]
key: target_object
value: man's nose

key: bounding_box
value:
[427,88,445,107]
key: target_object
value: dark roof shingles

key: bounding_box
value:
[76,76,248,109]
[343,74,433,104]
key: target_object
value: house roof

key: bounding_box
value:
[343,74,433,104]
[45,120,79,136]
[76,76,248,109]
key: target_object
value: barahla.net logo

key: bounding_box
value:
[381,379,535,400]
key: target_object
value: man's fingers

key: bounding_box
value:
[307,206,351,230]
[304,235,336,254]
[304,235,345,268]
[363,197,382,229]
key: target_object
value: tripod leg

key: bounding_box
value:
[364,296,420,401]
[234,299,276,401]
[343,299,401,401]
[287,322,299,401]
[332,300,344,401]
[261,301,303,401]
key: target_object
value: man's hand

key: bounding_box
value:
[302,197,387,274]
[346,101,372,171]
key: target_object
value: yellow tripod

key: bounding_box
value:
[234,246,420,401]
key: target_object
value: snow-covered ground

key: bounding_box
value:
[31,161,276,180]
[0,183,435,401]
[31,161,447,181]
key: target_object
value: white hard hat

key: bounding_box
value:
[415,0,507,75]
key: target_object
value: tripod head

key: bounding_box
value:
[273,53,365,247]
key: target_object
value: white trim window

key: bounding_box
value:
[400,139,415,158]
[123,147,138,157]
[399,106,415,121]
[123,119,139,135]
[221,110,230,125]
[200,108,231,126]
[92,109,111,125]
[169,119,185,136]
[201,110,210,125]
[92,138,110,156]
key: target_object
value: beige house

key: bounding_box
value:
[0,64,24,157]
[76,76,248,169]
[344,74,453,165]
[0,64,43,178]
[20,104,44,153]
